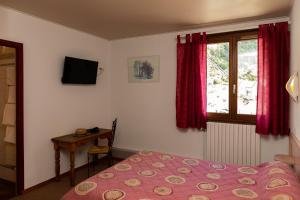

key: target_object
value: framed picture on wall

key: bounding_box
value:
[128,55,160,83]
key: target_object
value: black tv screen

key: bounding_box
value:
[61,56,98,84]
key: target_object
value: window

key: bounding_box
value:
[207,30,258,124]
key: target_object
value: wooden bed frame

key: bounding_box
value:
[290,133,300,178]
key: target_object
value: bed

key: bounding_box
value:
[62,134,300,200]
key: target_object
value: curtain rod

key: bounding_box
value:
[176,19,291,39]
[177,27,257,39]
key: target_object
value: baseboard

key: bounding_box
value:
[22,156,123,194]
[112,147,138,159]
[21,148,136,194]
[22,162,88,194]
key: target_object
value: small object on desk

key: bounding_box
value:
[74,128,88,137]
[274,154,295,165]
[87,127,100,134]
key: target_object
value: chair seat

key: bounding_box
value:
[88,145,110,154]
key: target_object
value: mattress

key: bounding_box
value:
[62,151,300,200]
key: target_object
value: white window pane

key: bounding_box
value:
[237,39,257,115]
[207,43,229,113]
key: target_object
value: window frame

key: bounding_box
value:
[206,29,258,125]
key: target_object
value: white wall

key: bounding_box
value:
[0,6,112,189]
[260,136,289,163]
[111,33,205,159]
[290,0,300,140]
[111,19,290,162]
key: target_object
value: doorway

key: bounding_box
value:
[0,39,23,199]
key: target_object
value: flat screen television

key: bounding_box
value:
[61,56,98,84]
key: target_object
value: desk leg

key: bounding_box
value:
[107,135,113,166]
[54,143,60,181]
[70,151,75,186]
[93,139,98,167]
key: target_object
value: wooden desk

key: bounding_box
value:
[51,129,112,186]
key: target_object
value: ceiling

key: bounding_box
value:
[0,0,293,40]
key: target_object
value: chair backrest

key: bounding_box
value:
[110,118,117,146]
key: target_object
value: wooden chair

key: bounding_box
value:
[87,118,117,177]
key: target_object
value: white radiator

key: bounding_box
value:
[205,122,260,166]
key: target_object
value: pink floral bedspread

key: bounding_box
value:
[62,151,300,200]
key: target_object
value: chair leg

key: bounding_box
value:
[93,154,96,172]
[87,154,90,177]
[108,151,113,166]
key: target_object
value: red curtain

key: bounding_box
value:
[256,22,290,136]
[176,33,207,129]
